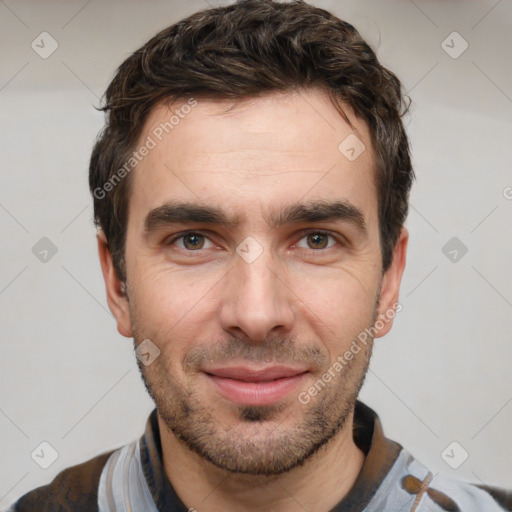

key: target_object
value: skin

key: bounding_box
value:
[98,88,408,512]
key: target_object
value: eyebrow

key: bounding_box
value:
[144,200,367,234]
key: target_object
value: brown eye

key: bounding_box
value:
[295,231,338,251]
[170,232,214,251]
[182,233,205,250]
[306,233,329,249]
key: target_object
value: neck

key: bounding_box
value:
[158,409,366,512]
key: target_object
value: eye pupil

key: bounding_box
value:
[308,233,328,249]
[184,234,204,250]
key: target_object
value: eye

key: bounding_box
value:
[295,231,339,250]
[170,232,215,251]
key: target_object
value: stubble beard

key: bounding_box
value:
[132,311,376,476]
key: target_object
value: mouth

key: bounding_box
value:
[202,365,310,406]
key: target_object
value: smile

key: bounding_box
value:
[203,365,310,406]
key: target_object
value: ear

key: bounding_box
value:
[373,227,408,339]
[97,230,133,338]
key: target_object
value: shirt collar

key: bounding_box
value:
[332,400,403,511]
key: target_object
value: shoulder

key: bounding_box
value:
[414,468,512,511]
[474,484,512,511]
[7,449,115,512]
[386,449,512,511]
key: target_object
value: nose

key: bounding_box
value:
[218,247,295,344]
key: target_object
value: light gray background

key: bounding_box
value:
[1,0,511,507]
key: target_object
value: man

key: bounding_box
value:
[8,0,511,511]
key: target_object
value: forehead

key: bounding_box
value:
[128,89,377,227]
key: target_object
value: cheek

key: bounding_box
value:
[128,263,221,344]
[290,269,377,344]
[291,263,374,310]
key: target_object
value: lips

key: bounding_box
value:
[203,365,309,406]
[205,365,308,382]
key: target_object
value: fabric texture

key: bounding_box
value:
[7,401,511,511]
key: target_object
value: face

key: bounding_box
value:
[99,89,407,476]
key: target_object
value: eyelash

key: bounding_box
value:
[167,229,344,253]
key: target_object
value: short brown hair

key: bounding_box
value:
[89,0,414,282]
